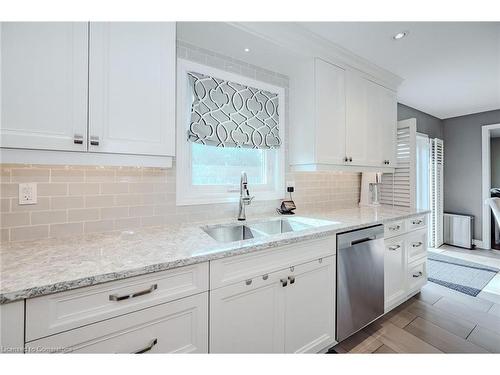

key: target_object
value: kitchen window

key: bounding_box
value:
[176,59,285,205]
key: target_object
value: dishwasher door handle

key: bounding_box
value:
[350,236,376,246]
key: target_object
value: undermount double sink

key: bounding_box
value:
[202,217,335,243]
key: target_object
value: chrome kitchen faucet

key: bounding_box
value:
[238,172,254,221]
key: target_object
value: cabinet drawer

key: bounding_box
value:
[26,262,208,341]
[26,292,208,353]
[407,215,427,232]
[407,258,427,294]
[406,229,427,264]
[384,220,406,238]
[210,237,336,289]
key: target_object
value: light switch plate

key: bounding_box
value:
[18,183,37,205]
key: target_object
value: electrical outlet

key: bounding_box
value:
[18,183,37,205]
[286,180,295,190]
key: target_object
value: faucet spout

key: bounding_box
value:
[238,172,254,221]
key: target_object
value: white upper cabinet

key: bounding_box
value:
[314,59,346,165]
[1,22,88,151]
[290,58,398,172]
[1,22,175,165]
[345,74,397,167]
[88,22,175,156]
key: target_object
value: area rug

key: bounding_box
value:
[427,252,499,297]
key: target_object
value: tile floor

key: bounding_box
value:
[332,245,500,353]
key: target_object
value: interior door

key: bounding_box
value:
[209,270,286,353]
[1,22,88,151]
[88,22,175,156]
[283,256,335,353]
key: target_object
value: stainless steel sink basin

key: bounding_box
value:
[202,224,263,243]
[203,218,314,243]
[248,219,312,235]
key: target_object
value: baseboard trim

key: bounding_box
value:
[473,239,485,249]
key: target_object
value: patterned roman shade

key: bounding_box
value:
[187,71,281,149]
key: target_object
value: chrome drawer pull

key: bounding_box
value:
[245,279,252,285]
[412,219,423,225]
[288,275,295,285]
[134,338,158,354]
[413,271,423,278]
[89,135,100,146]
[388,225,401,231]
[109,284,158,301]
[73,134,84,145]
[262,274,269,281]
[388,245,401,251]
[280,278,288,287]
[412,242,423,248]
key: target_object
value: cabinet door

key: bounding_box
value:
[210,271,286,353]
[284,256,335,353]
[374,83,397,167]
[314,59,346,164]
[1,22,88,151]
[345,72,370,166]
[88,22,175,156]
[384,237,406,311]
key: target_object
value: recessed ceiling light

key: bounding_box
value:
[244,48,250,52]
[393,31,409,40]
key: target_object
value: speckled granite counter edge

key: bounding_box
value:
[0,210,429,304]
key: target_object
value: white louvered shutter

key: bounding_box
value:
[380,119,416,207]
[430,138,444,248]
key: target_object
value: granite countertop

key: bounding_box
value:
[0,205,429,304]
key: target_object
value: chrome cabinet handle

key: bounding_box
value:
[413,271,423,278]
[288,275,295,285]
[344,156,349,162]
[412,219,423,225]
[349,157,353,162]
[388,245,401,251]
[134,338,158,354]
[73,134,84,145]
[109,284,157,301]
[412,242,423,248]
[388,225,401,231]
[262,274,268,281]
[245,279,252,285]
[90,135,100,146]
[280,278,288,287]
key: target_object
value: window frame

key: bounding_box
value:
[176,59,286,206]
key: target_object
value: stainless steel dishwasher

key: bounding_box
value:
[336,225,385,342]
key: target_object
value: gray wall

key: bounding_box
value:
[397,103,443,139]
[492,137,500,188]
[443,110,500,240]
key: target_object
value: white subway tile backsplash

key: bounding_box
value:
[31,210,67,225]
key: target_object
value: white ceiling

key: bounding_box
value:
[301,22,500,119]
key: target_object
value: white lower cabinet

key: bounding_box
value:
[26,292,208,353]
[384,237,406,309]
[384,215,428,312]
[210,256,336,353]
[283,257,335,353]
[209,269,286,353]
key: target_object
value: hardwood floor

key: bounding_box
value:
[332,282,500,353]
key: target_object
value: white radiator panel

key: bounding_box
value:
[444,213,473,249]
